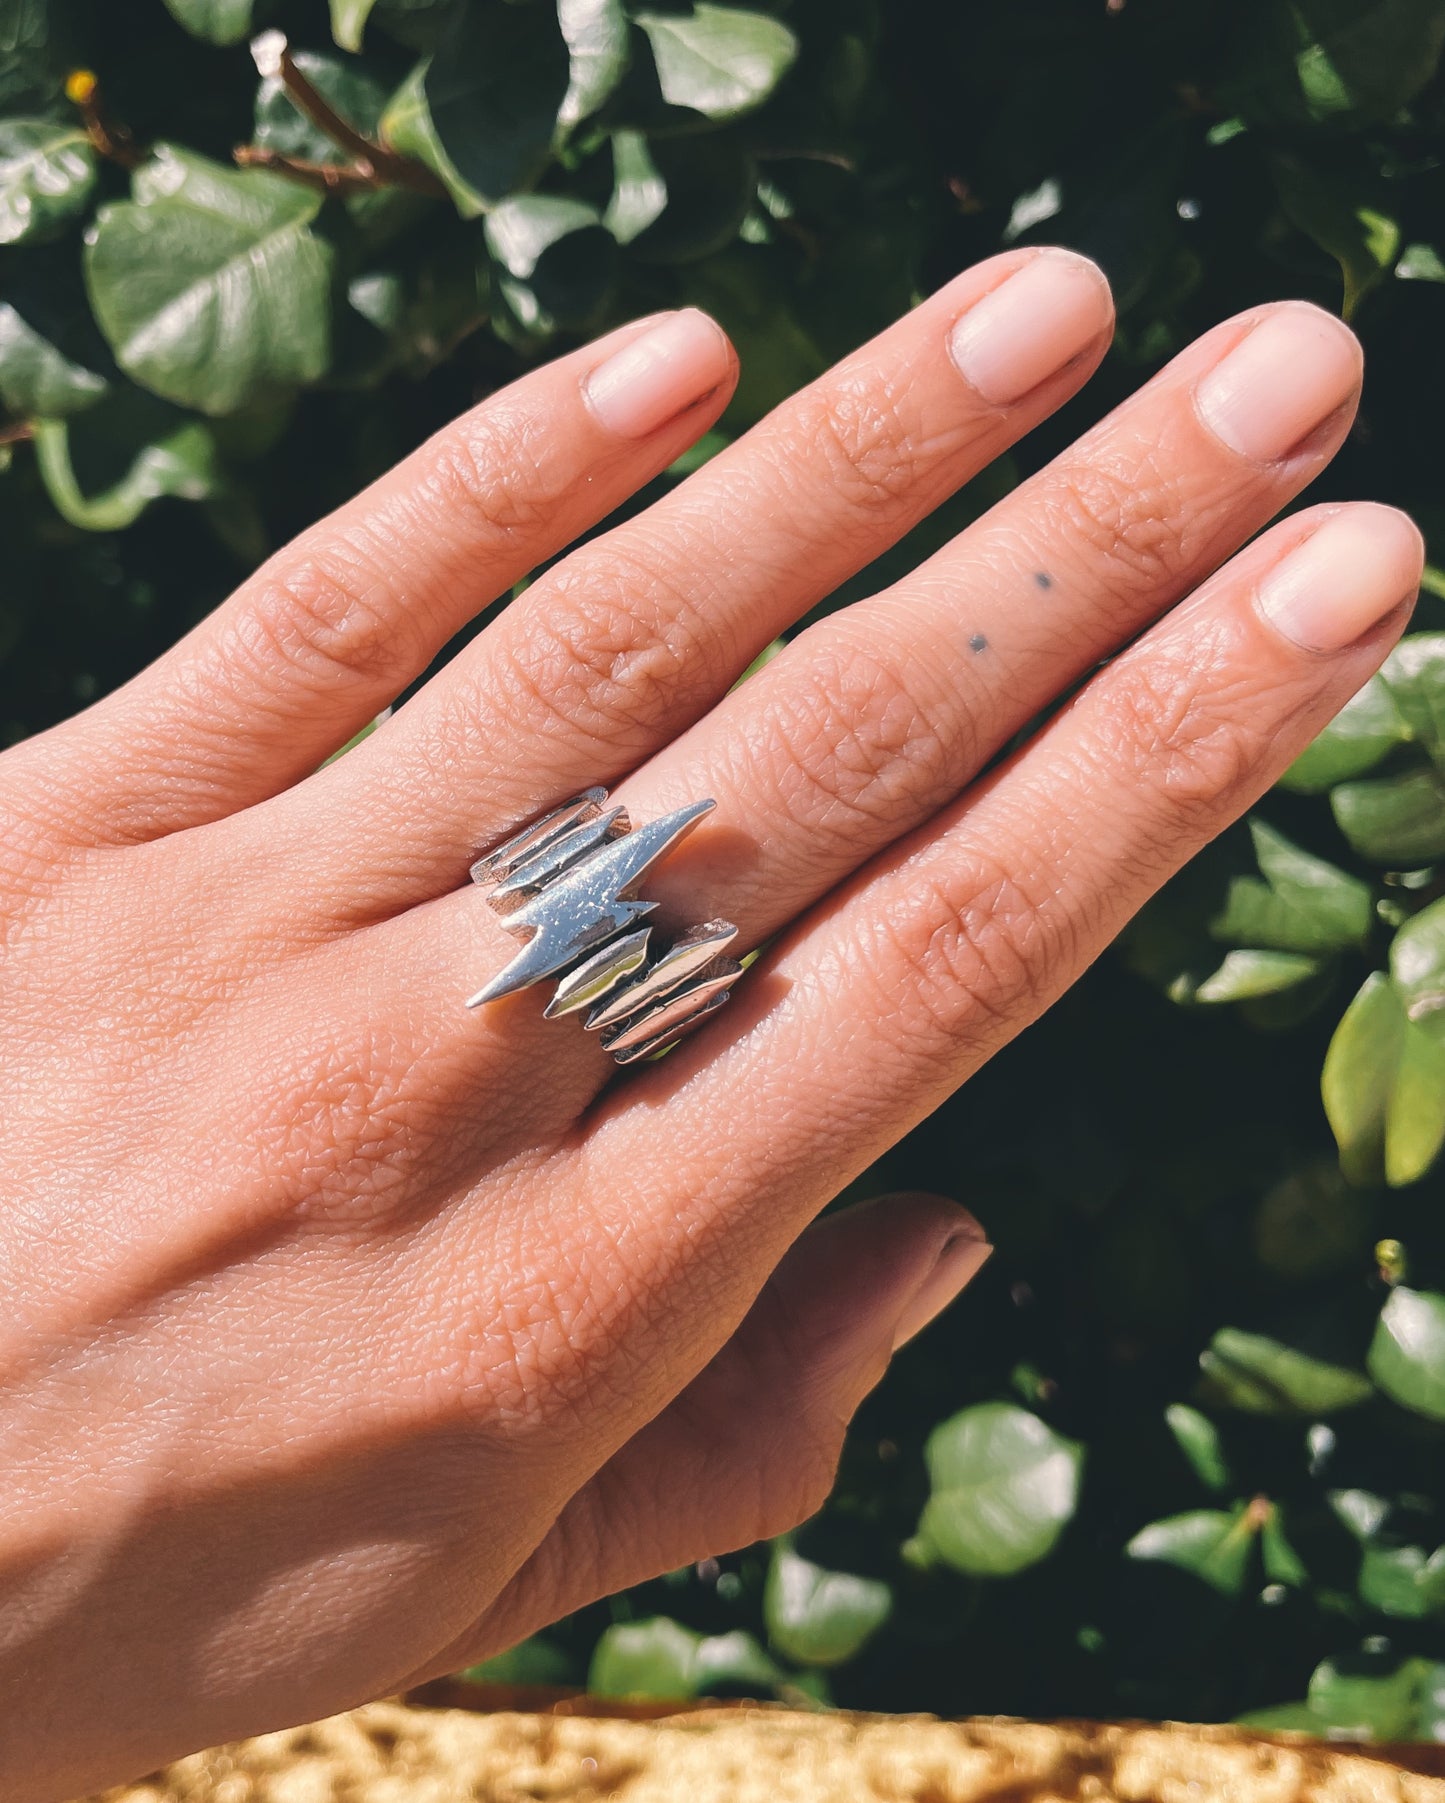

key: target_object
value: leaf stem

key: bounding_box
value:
[0,420,34,447]
[246,31,444,196]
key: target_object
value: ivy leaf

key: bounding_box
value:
[484,194,616,336]
[587,1618,779,1699]
[1306,1654,1440,1740]
[558,0,631,130]
[1191,949,1324,1003]
[0,251,110,416]
[1210,819,1371,955]
[254,47,387,166]
[85,146,333,417]
[1390,897,1445,1030]
[1280,669,1410,792]
[763,1539,892,1668]
[162,0,256,46]
[916,1402,1083,1576]
[1324,973,1445,1187]
[0,118,95,245]
[1199,1327,1373,1414]
[329,0,379,54]
[419,2,571,213]
[633,4,798,121]
[33,387,221,531]
[1368,1287,1445,1420]
[1332,765,1445,866]
[1126,1505,1258,1596]
[604,129,669,242]
[1164,1403,1231,1493]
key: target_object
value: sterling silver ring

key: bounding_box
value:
[465,789,742,1066]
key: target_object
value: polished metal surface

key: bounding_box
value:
[466,790,741,1065]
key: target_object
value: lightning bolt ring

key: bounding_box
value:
[465,789,743,1066]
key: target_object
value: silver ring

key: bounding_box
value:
[465,789,741,1066]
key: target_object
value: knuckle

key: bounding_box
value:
[422,398,560,543]
[875,858,1068,1049]
[1040,446,1199,599]
[497,543,729,750]
[756,632,964,853]
[1101,644,1272,840]
[778,373,922,524]
[233,549,427,694]
[244,1026,422,1232]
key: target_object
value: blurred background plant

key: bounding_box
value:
[4,0,1445,1739]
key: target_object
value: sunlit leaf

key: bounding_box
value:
[0,117,94,244]
[1369,1287,1445,1420]
[634,4,798,120]
[85,146,332,416]
[916,1403,1083,1576]
[764,1539,892,1668]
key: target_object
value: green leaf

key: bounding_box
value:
[459,1632,572,1686]
[33,387,221,531]
[1280,670,1410,792]
[587,1618,779,1700]
[0,118,95,245]
[0,252,110,416]
[1271,155,1399,319]
[1324,974,1445,1187]
[1368,1287,1445,1420]
[1398,241,1445,282]
[604,129,668,242]
[1164,1404,1231,1493]
[1307,1654,1438,1740]
[1210,819,1371,955]
[162,0,256,45]
[420,2,571,212]
[633,4,798,121]
[1333,765,1445,866]
[330,0,379,53]
[1199,1327,1373,1414]
[85,146,333,417]
[1191,949,1324,1003]
[484,194,616,335]
[254,47,387,166]
[558,0,631,129]
[1230,0,1445,128]
[1261,1507,1310,1586]
[616,131,756,263]
[1126,1505,1258,1596]
[1359,1542,1445,1618]
[916,1402,1083,1577]
[1376,635,1445,767]
[763,1539,892,1668]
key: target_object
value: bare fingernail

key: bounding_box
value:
[1256,505,1424,652]
[1195,304,1362,463]
[891,1231,993,1352]
[583,309,734,438]
[947,250,1112,406]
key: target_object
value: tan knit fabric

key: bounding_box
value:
[85,1701,1445,1803]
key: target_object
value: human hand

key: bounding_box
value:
[0,248,1420,1800]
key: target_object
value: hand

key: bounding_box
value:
[0,248,1420,1800]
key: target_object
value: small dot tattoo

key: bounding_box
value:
[1034,571,1053,591]
[969,632,988,653]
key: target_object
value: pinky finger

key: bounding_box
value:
[594,501,1423,1245]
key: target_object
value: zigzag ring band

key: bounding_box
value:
[465,789,742,1066]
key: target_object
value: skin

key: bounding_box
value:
[0,247,1424,1800]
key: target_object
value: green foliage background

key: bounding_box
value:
[5,0,1445,1739]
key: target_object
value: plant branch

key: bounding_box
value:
[247,31,445,196]
[232,144,387,194]
[0,420,34,447]
[65,69,146,169]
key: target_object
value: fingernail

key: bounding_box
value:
[891,1231,993,1352]
[1256,506,1424,652]
[947,250,1112,406]
[1195,305,1361,463]
[583,309,734,438]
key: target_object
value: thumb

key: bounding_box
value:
[444,1192,991,1671]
